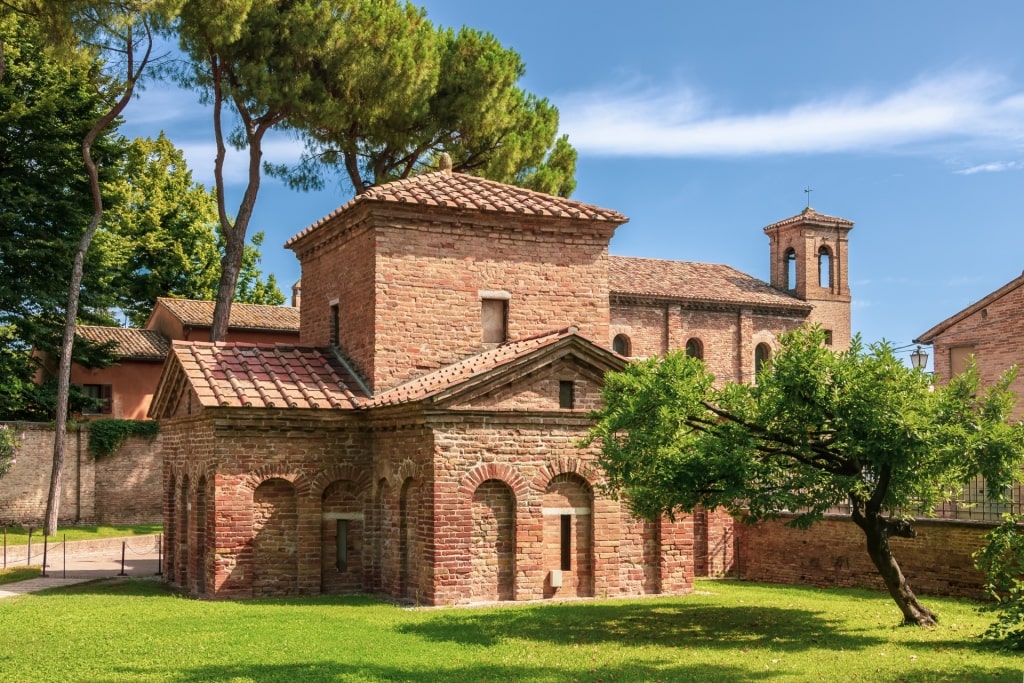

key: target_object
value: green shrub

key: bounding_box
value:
[974,513,1024,647]
[0,423,24,478]
[86,419,159,459]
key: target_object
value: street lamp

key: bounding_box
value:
[910,345,928,370]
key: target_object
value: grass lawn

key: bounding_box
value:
[0,579,1018,682]
[0,565,40,585]
[0,523,161,545]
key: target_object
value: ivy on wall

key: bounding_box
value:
[87,419,159,460]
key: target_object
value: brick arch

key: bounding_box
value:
[751,330,778,352]
[459,463,528,499]
[376,459,422,489]
[308,465,373,498]
[531,457,602,494]
[241,467,311,496]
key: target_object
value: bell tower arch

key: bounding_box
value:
[764,207,854,349]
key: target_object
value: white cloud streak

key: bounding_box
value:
[559,71,1024,158]
[955,160,1024,174]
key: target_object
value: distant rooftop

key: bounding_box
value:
[154,298,300,332]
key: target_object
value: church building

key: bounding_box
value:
[150,165,852,603]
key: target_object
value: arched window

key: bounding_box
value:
[818,246,832,289]
[612,334,631,356]
[754,343,771,375]
[684,338,703,360]
[784,248,797,290]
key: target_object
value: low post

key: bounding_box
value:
[3,526,6,569]
[26,526,32,567]
[41,535,48,577]
[63,533,67,580]
[156,534,162,576]
[118,541,127,577]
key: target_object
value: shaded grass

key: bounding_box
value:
[0,579,1018,682]
[0,565,40,585]
[0,523,161,545]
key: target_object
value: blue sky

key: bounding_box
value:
[122,1,1024,368]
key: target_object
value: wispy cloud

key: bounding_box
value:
[559,71,1024,158]
[955,160,1024,174]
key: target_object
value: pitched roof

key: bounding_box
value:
[370,326,621,407]
[76,326,170,360]
[609,255,811,311]
[153,298,300,332]
[915,271,1024,344]
[286,170,627,247]
[166,342,365,410]
[763,206,854,232]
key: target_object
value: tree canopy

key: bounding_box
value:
[585,326,1024,626]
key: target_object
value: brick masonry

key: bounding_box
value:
[0,423,161,526]
[155,173,861,605]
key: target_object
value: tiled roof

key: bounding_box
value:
[286,171,627,247]
[76,326,170,360]
[609,256,811,311]
[915,271,1024,344]
[169,342,365,409]
[371,327,581,407]
[155,298,300,332]
[763,206,854,232]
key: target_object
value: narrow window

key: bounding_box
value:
[330,302,340,346]
[785,248,797,290]
[82,384,112,415]
[559,380,575,409]
[818,246,832,289]
[612,334,631,356]
[336,519,348,572]
[685,338,704,359]
[754,343,771,375]
[482,298,508,343]
[823,329,833,346]
[560,514,572,571]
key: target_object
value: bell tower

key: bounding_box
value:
[763,206,854,349]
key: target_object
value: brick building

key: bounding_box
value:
[35,298,300,420]
[150,167,853,603]
[915,271,1024,421]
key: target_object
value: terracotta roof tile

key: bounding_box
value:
[170,342,365,409]
[763,206,854,232]
[76,326,170,360]
[286,171,627,247]
[370,327,580,407]
[609,256,810,311]
[155,298,300,332]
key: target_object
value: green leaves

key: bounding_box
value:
[588,325,1024,527]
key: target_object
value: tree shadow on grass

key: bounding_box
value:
[399,601,882,653]
[104,659,757,683]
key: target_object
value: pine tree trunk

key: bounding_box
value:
[854,510,937,626]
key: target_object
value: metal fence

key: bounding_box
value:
[822,477,1023,522]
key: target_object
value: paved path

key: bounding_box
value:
[0,534,162,599]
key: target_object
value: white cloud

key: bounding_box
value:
[559,71,1024,158]
[955,160,1024,174]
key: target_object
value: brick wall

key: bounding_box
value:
[929,282,1024,421]
[0,423,161,526]
[735,515,991,599]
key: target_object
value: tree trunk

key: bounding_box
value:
[853,510,937,626]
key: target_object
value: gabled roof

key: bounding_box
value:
[763,206,854,232]
[915,271,1024,344]
[371,326,624,408]
[153,342,366,413]
[286,170,628,247]
[608,255,811,312]
[151,298,300,332]
[76,326,170,360]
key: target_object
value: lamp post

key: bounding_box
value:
[910,345,929,370]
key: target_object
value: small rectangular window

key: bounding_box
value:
[950,346,973,376]
[823,329,833,346]
[330,302,340,346]
[336,519,348,572]
[559,380,575,409]
[82,384,112,415]
[560,514,572,571]
[482,298,508,343]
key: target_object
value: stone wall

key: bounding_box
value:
[735,515,991,600]
[0,422,161,526]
